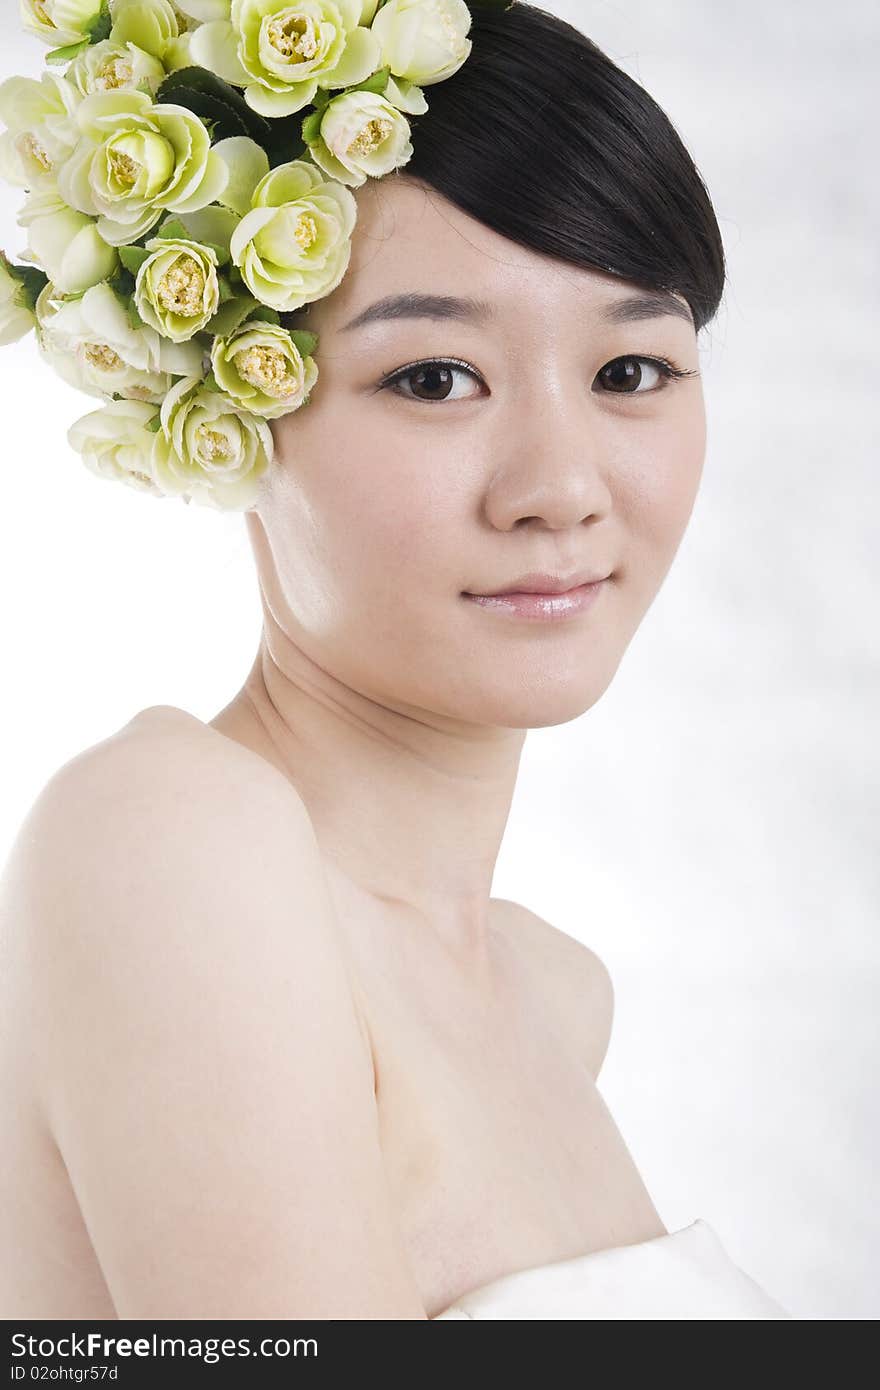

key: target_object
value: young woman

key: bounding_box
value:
[0,2,791,1319]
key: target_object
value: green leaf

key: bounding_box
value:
[126,297,146,330]
[154,218,190,242]
[118,245,151,275]
[154,220,230,267]
[261,115,309,170]
[205,296,260,337]
[288,329,318,358]
[208,243,230,268]
[86,4,112,44]
[347,66,392,97]
[45,39,90,65]
[1,257,49,313]
[245,306,280,326]
[145,413,162,433]
[157,67,273,146]
[301,110,323,146]
[217,274,235,304]
[108,267,136,301]
[201,372,222,393]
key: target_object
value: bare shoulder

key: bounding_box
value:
[9,702,314,864]
[68,701,305,807]
[1,705,425,1317]
[492,898,614,1078]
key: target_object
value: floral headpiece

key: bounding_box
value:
[0,0,511,510]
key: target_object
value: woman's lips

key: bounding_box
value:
[461,579,607,621]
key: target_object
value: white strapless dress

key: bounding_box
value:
[431,1219,793,1319]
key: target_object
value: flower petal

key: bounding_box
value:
[189,20,251,86]
[212,136,270,216]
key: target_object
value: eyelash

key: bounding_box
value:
[375,354,699,402]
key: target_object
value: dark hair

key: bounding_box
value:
[393,1,725,333]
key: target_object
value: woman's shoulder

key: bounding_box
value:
[34,702,310,834]
[1,702,326,972]
[492,898,615,1079]
[1,707,426,1318]
[90,701,302,794]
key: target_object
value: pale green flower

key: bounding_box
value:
[66,39,166,98]
[134,236,221,342]
[172,0,231,18]
[68,398,165,496]
[192,0,382,118]
[0,256,38,346]
[211,318,318,418]
[58,90,229,245]
[37,279,203,400]
[163,31,198,72]
[153,374,273,510]
[0,72,80,190]
[108,0,181,62]
[20,0,103,48]
[305,89,413,187]
[19,188,118,293]
[380,74,429,115]
[371,0,472,86]
[229,158,356,312]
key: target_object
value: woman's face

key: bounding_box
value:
[250,175,706,729]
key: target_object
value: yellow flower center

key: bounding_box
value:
[109,148,142,187]
[96,56,135,91]
[236,345,298,398]
[294,213,318,250]
[83,343,124,372]
[126,385,157,402]
[267,15,319,63]
[198,427,234,463]
[19,133,53,172]
[347,118,394,158]
[156,257,206,317]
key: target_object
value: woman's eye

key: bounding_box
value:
[596,356,679,393]
[377,353,695,403]
[379,359,484,403]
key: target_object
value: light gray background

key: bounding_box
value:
[0,2,876,1320]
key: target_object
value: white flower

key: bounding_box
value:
[0,72,80,190]
[370,0,472,86]
[37,280,203,401]
[193,0,382,119]
[153,374,273,510]
[211,318,318,418]
[66,39,166,98]
[229,158,356,312]
[67,399,165,497]
[306,89,414,187]
[0,257,37,346]
[20,0,102,48]
[19,187,118,294]
[58,89,229,246]
[134,237,221,343]
[171,1,231,18]
[108,0,181,62]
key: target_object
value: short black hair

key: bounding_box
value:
[396,1,725,333]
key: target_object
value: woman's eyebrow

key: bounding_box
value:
[339,288,692,332]
[340,292,495,332]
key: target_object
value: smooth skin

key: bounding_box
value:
[0,174,707,1319]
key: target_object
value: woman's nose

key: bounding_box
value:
[480,384,614,532]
